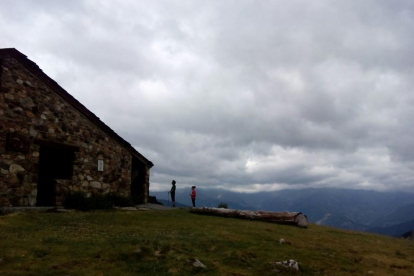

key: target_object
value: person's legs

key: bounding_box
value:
[192,199,195,207]
[171,193,175,207]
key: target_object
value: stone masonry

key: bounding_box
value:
[0,50,152,206]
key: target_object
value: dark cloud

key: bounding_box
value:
[1,0,414,192]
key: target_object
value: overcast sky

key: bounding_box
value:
[1,0,414,192]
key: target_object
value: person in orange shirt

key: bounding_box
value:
[190,186,196,207]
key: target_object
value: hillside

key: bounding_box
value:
[1,209,414,275]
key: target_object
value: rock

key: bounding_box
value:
[9,164,25,173]
[20,97,34,107]
[368,271,374,274]
[192,258,206,268]
[275,259,299,271]
[289,260,299,270]
[30,197,37,206]
[1,168,8,174]
[279,238,286,244]
[25,111,35,118]
[16,79,24,85]
[9,174,19,184]
[22,198,29,205]
[5,93,14,100]
[86,175,93,181]
[90,182,102,189]
[32,152,39,157]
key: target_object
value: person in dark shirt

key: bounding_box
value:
[170,180,176,207]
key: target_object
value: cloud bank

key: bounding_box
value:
[1,0,414,192]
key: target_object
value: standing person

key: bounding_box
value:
[170,180,176,207]
[190,186,196,207]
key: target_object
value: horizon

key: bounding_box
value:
[150,186,414,194]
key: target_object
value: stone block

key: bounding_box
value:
[90,182,102,189]
[20,97,34,107]
[22,197,29,206]
[9,164,25,173]
[29,126,38,137]
[29,197,36,206]
[25,111,35,118]
[5,93,14,100]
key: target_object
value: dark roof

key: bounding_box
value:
[0,48,153,168]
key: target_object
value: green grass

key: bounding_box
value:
[0,210,413,275]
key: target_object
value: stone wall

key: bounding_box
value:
[0,56,149,206]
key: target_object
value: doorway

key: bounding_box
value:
[36,145,75,206]
[130,156,146,204]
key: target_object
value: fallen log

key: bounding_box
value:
[190,207,308,228]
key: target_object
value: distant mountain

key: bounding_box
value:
[150,187,414,233]
[369,203,414,228]
[259,189,414,226]
[315,213,367,231]
[367,219,414,237]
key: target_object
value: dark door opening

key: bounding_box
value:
[131,156,146,204]
[37,145,74,206]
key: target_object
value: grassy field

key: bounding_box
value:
[0,209,413,276]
